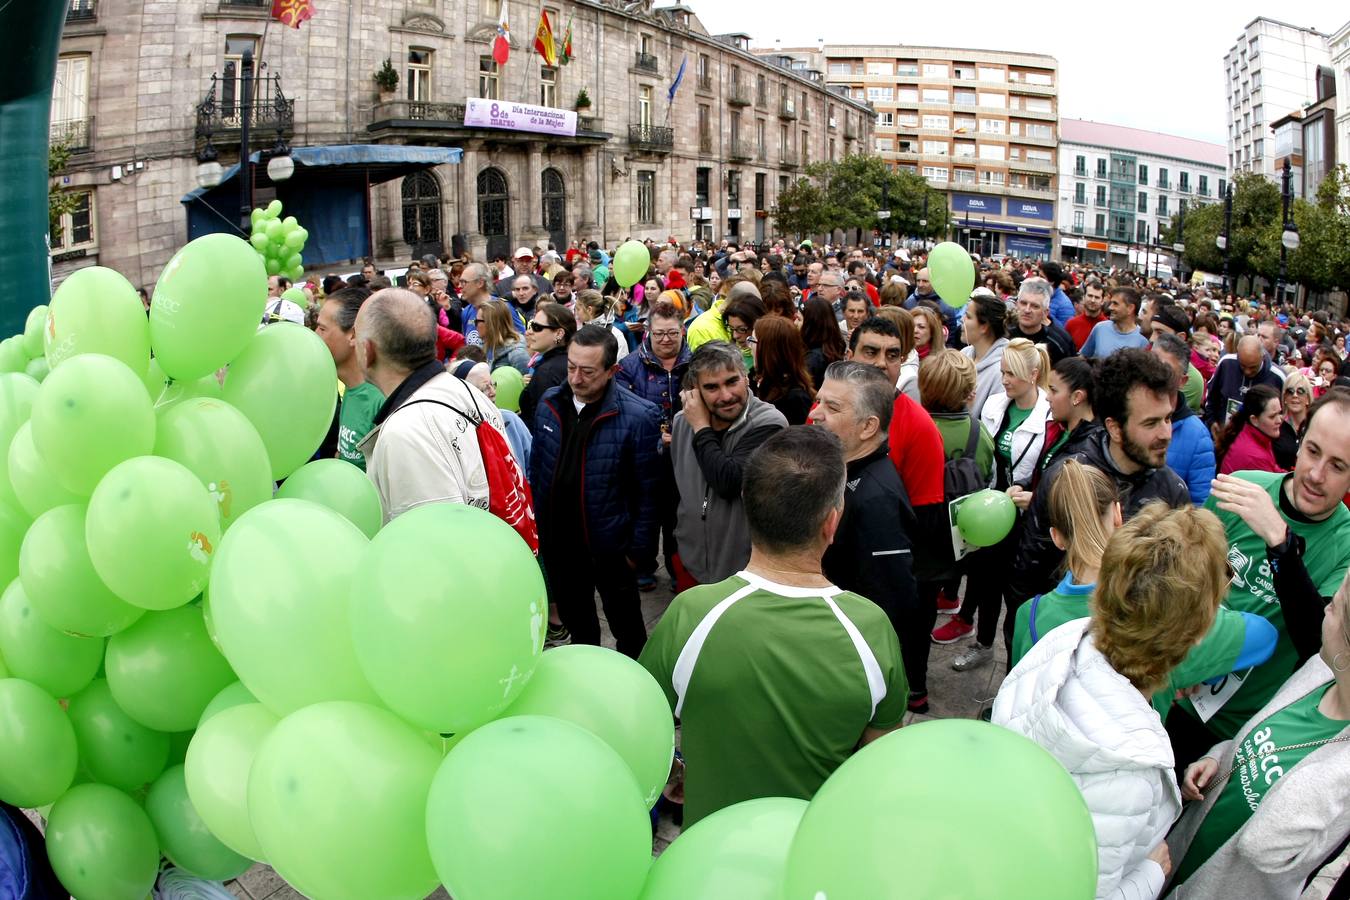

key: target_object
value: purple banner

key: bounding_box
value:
[464,98,577,137]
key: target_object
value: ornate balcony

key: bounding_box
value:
[195,71,295,153]
[628,123,673,153]
[51,117,94,153]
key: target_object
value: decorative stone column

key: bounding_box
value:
[578,145,599,234]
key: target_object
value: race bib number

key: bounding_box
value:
[1190,669,1249,722]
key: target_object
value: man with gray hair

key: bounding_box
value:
[670,341,787,589]
[1008,276,1076,365]
[457,261,497,345]
[812,361,925,710]
[1154,331,1215,505]
[355,288,515,522]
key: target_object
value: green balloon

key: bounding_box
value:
[156,373,224,411]
[105,606,235,732]
[0,677,78,806]
[782,720,1098,899]
[45,267,151,374]
[280,286,308,307]
[249,702,441,900]
[155,397,273,531]
[0,338,26,374]
[0,502,28,594]
[956,488,1017,548]
[265,199,283,218]
[274,458,382,538]
[209,499,377,715]
[166,729,194,767]
[0,646,8,677]
[141,357,167,399]
[198,680,257,727]
[185,702,276,861]
[351,503,543,733]
[640,797,807,900]
[0,578,103,698]
[22,305,48,360]
[150,234,269,381]
[8,421,82,519]
[492,365,525,412]
[0,372,40,508]
[31,353,155,497]
[147,764,251,881]
[46,783,161,900]
[67,678,169,793]
[926,241,976,308]
[22,356,48,382]
[21,504,144,637]
[504,645,674,808]
[287,265,305,283]
[264,257,281,276]
[612,239,650,289]
[86,456,220,611]
[427,715,651,900]
[283,229,305,249]
[222,324,337,479]
[248,232,269,252]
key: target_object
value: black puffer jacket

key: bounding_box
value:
[1008,422,1189,606]
[519,345,568,433]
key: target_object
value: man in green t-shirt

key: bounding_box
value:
[1174,391,1350,747]
[639,426,908,828]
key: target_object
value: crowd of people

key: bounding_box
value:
[266,234,1350,899]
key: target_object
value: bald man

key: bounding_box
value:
[1204,333,1286,437]
[355,288,519,523]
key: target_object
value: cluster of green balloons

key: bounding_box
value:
[927,241,977,308]
[612,239,650,289]
[248,199,308,282]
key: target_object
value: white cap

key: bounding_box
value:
[260,299,305,329]
[513,246,534,259]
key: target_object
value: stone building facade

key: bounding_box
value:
[51,0,873,287]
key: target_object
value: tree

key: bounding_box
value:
[1167,171,1281,290]
[49,138,80,245]
[771,153,949,241]
[771,176,828,239]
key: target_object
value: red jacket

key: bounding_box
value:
[436,326,465,361]
[887,393,945,507]
[1218,424,1282,476]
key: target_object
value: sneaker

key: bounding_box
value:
[931,617,974,644]
[953,642,994,672]
[637,574,656,592]
[936,592,961,615]
[907,691,929,715]
[545,623,570,647]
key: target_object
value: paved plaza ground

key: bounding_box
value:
[225,568,1007,900]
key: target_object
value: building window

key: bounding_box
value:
[1073,210,1083,231]
[922,114,949,130]
[897,112,918,127]
[953,168,976,184]
[980,170,1004,185]
[922,63,948,77]
[1094,213,1105,235]
[481,0,500,17]
[977,66,1002,82]
[801,130,809,165]
[698,104,711,150]
[953,89,976,107]
[222,35,259,118]
[51,189,94,252]
[829,138,835,160]
[954,142,975,158]
[1138,192,1147,213]
[875,137,893,151]
[866,61,892,75]
[1179,171,1190,192]
[877,112,893,127]
[639,84,652,127]
[757,119,766,157]
[978,118,1004,135]
[1073,155,1085,175]
[1138,163,1148,185]
[695,167,710,206]
[407,49,431,102]
[756,74,766,106]
[539,66,556,107]
[1074,183,1085,204]
[1095,158,1106,178]
[51,55,91,142]
[779,123,788,154]
[1198,174,1209,195]
[922,140,948,155]
[697,53,710,87]
[1137,220,1147,242]
[1158,167,1169,189]
[921,88,948,104]
[636,170,655,223]
[921,166,948,182]
[867,87,894,102]
[978,143,1004,160]
[1157,195,1168,215]
[1218,177,1227,196]
[897,88,919,104]
[1095,185,1106,206]
[953,65,976,81]
[896,62,918,76]
[954,115,976,133]
[478,56,499,99]
[976,92,1005,108]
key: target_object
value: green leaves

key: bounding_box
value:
[771,154,949,241]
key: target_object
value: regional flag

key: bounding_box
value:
[493,2,511,65]
[559,13,574,65]
[534,10,557,67]
[667,54,686,103]
[271,0,313,28]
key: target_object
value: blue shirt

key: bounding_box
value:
[1048,287,1075,329]
[462,303,526,347]
[1080,320,1150,358]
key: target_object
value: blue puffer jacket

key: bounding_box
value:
[529,379,663,557]
[1167,393,1215,505]
[614,337,691,431]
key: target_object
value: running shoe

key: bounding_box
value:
[637,574,657,592]
[936,592,961,615]
[545,622,571,647]
[953,641,994,672]
[931,617,974,644]
[907,691,930,715]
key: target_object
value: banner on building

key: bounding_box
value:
[951,194,1003,216]
[1008,198,1054,221]
[464,98,577,137]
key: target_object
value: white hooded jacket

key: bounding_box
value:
[994,618,1180,900]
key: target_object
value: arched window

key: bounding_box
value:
[401,171,442,257]
[477,167,510,261]
[542,168,566,252]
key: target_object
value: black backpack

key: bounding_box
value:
[944,414,986,503]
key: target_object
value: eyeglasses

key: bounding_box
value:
[729,325,752,336]
[651,330,681,340]
[1286,387,1310,396]
[528,321,559,332]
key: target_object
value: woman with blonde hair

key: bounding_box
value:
[995,503,1233,899]
[476,299,531,375]
[574,289,630,363]
[1275,368,1312,468]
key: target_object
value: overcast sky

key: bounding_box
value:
[693,0,1342,146]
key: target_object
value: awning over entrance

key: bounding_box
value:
[181,144,462,266]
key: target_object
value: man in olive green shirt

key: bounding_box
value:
[640,427,907,828]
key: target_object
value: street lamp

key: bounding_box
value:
[1173,202,1186,285]
[1217,183,1232,296]
[919,191,928,245]
[1276,158,1299,305]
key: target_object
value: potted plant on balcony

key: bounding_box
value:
[374,58,399,101]
[574,87,592,110]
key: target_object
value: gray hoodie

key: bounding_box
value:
[671,395,787,583]
[962,336,1009,422]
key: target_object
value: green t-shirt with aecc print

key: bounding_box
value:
[638,571,909,828]
[337,380,384,471]
[996,403,1033,471]
[1173,683,1346,888]
[1182,470,1350,739]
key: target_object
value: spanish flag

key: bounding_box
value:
[270,0,314,28]
[533,9,557,67]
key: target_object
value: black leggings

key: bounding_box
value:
[901,583,940,696]
[957,527,1021,649]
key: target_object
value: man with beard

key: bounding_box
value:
[1065,277,1107,350]
[1004,348,1189,655]
[670,342,787,590]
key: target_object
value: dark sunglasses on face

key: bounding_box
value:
[528,321,558,332]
